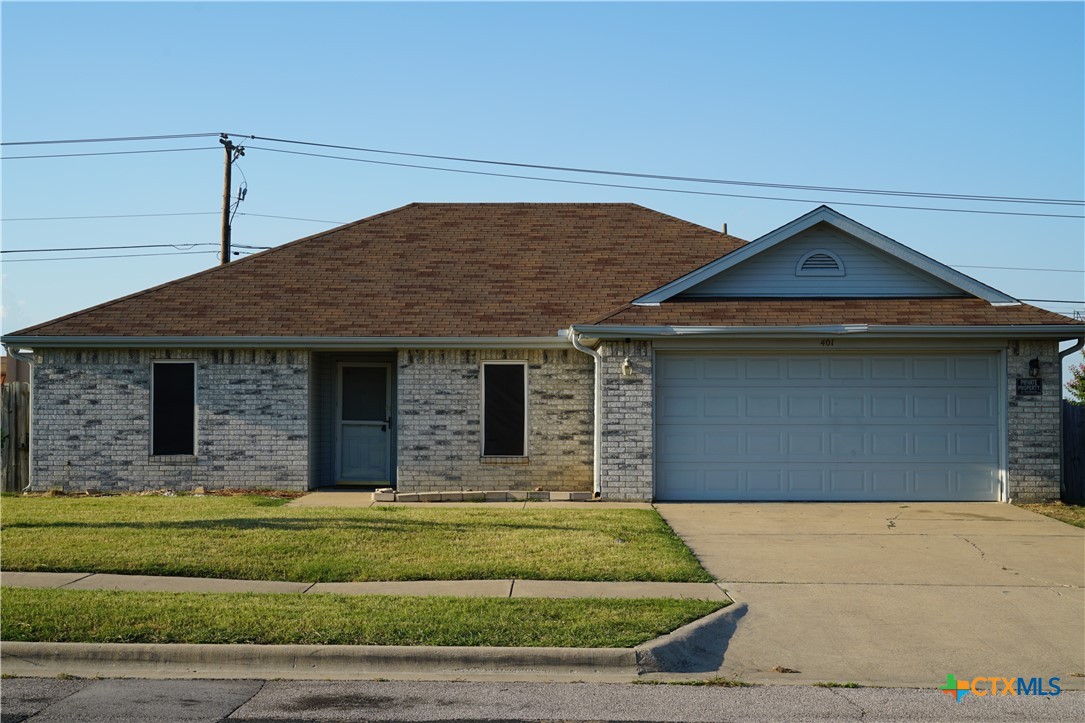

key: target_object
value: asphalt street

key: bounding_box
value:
[2,678,1082,722]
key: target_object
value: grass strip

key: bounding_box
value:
[0,587,724,648]
[0,496,710,582]
[1017,503,1085,529]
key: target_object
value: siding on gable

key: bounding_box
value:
[681,225,965,298]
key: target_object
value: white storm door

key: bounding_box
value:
[336,363,391,482]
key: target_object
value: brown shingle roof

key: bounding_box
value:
[8,203,1079,340]
[587,298,1080,327]
[8,203,743,338]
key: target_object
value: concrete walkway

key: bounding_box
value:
[0,571,728,600]
[655,502,1085,689]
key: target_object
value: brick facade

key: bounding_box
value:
[598,340,654,501]
[395,348,593,492]
[23,339,1068,501]
[30,348,309,492]
[1005,339,1062,502]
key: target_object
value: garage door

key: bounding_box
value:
[655,353,1001,501]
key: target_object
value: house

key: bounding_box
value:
[3,204,1081,502]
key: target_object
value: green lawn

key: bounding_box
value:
[0,587,723,648]
[0,495,710,582]
[1017,502,1085,528]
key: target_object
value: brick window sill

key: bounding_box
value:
[149,455,199,464]
[480,456,530,465]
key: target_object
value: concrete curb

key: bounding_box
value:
[0,641,639,679]
[634,602,748,673]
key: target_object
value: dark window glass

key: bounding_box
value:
[483,364,525,456]
[152,363,195,455]
[341,366,387,421]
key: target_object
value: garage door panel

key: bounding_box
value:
[706,469,740,493]
[871,395,907,418]
[656,352,1000,501]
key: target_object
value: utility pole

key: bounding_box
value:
[219,134,245,265]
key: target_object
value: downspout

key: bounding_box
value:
[568,328,601,498]
[3,345,35,492]
[1058,337,1085,501]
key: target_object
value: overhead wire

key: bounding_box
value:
[1,212,219,221]
[4,130,1081,207]
[3,250,216,263]
[1,147,218,160]
[0,132,222,146]
[245,145,1085,220]
[237,133,1084,207]
[3,243,206,254]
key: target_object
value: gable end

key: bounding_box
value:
[634,206,1019,305]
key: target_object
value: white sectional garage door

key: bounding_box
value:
[655,353,1001,501]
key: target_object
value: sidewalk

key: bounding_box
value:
[0,571,729,600]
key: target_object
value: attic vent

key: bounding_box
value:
[796,249,845,277]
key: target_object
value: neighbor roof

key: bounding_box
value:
[7,203,743,339]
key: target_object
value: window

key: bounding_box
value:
[482,362,527,456]
[151,361,195,455]
[795,249,845,277]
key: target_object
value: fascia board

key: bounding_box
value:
[0,335,574,350]
[633,206,1018,305]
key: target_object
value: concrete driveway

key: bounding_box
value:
[655,503,1085,689]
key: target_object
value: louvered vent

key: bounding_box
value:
[802,253,839,270]
[795,250,845,276]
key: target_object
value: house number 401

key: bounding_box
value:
[820,339,835,347]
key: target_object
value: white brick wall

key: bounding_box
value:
[395,348,593,491]
[1006,339,1061,502]
[30,348,309,491]
[598,341,654,501]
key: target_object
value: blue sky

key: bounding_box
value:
[2,2,1083,373]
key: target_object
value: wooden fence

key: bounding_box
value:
[2,382,30,493]
[1065,400,1085,504]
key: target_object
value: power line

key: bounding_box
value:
[1,147,217,160]
[3,250,216,263]
[952,264,1085,274]
[1021,298,1085,305]
[237,212,345,224]
[2,243,205,254]
[240,133,1085,207]
[1,211,343,224]
[2,242,273,254]
[5,130,1080,207]
[1,212,218,222]
[0,132,221,146]
[247,145,1085,220]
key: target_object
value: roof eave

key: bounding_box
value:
[1,335,574,350]
[570,324,1085,341]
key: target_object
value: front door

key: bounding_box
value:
[336,363,392,483]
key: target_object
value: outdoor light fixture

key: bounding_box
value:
[621,357,634,377]
[1029,358,1040,378]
